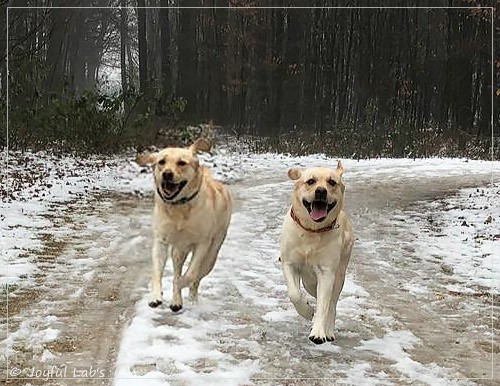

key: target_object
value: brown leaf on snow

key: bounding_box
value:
[484,215,493,224]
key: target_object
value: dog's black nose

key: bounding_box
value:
[162,171,174,182]
[315,187,327,201]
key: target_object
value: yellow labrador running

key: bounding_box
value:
[136,139,232,311]
[280,161,354,344]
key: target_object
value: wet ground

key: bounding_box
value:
[1,167,498,385]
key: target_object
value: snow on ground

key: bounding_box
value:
[414,186,500,293]
[110,154,499,385]
[2,144,500,385]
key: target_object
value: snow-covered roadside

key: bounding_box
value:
[0,150,140,286]
[403,185,500,294]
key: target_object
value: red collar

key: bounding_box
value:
[290,207,338,233]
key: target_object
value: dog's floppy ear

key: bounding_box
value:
[190,138,212,154]
[135,153,158,166]
[337,160,344,177]
[288,168,302,180]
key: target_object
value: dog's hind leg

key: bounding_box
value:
[181,233,227,302]
[200,233,227,276]
[302,268,317,298]
[188,279,200,303]
[175,243,211,292]
[149,240,168,308]
[170,248,188,312]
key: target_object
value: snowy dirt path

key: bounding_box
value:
[112,163,498,386]
[2,154,499,386]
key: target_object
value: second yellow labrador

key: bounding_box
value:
[280,161,354,344]
[136,139,232,311]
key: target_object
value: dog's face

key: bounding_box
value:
[288,161,345,223]
[136,138,211,202]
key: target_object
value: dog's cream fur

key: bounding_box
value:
[280,161,354,344]
[136,139,232,311]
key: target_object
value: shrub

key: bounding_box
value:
[7,88,158,154]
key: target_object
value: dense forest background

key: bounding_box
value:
[0,1,498,158]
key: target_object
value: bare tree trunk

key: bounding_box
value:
[270,2,284,129]
[0,3,7,103]
[120,0,128,96]
[178,0,198,119]
[137,0,148,95]
[159,0,170,112]
[147,4,160,94]
[214,0,228,123]
[127,37,135,90]
[120,0,130,121]
[249,8,268,131]
[68,8,86,95]
[0,2,7,144]
[282,8,304,129]
[44,5,70,98]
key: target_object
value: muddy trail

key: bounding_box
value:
[2,171,498,386]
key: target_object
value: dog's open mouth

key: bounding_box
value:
[159,180,187,200]
[302,199,336,222]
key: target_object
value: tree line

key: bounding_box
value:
[0,0,498,157]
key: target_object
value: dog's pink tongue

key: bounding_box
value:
[310,206,327,221]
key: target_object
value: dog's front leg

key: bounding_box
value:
[309,266,336,344]
[282,263,314,320]
[170,248,188,312]
[149,240,168,308]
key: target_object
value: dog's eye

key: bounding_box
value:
[306,178,316,186]
[158,159,166,166]
[177,160,187,167]
[328,179,337,186]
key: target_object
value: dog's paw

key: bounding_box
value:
[309,324,335,345]
[148,299,163,308]
[309,335,327,345]
[308,333,335,345]
[169,304,183,313]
